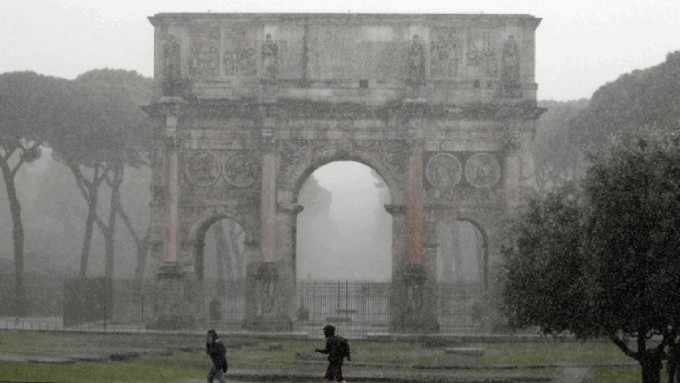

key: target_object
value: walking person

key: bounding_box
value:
[206,329,228,383]
[315,324,351,383]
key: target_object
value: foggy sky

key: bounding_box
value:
[2,0,679,100]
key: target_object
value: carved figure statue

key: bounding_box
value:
[501,35,522,98]
[190,43,219,78]
[164,34,181,79]
[163,34,181,95]
[261,33,278,79]
[407,34,426,86]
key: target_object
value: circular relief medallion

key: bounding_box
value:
[186,152,220,187]
[465,153,501,188]
[425,153,462,188]
[223,153,259,187]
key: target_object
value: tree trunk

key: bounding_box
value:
[0,158,26,316]
[639,350,663,383]
[116,186,150,280]
[75,164,101,277]
[104,165,123,280]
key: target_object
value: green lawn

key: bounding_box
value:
[0,330,650,383]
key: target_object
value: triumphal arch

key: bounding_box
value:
[144,13,542,331]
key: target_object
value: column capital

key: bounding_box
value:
[277,202,304,215]
[157,96,186,121]
[260,128,278,152]
[406,136,425,151]
[384,203,407,216]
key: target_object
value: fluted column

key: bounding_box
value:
[407,138,424,264]
[150,96,197,330]
[260,130,277,262]
[161,98,183,266]
[277,202,304,323]
[504,126,521,215]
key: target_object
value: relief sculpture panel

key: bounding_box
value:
[186,152,221,187]
[430,29,462,79]
[465,30,498,79]
[223,25,257,77]
[189,28,220,78]
[425,153,462,188]
[224,153,260,187]
[464,153,501,188]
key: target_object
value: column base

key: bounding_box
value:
[147,263,199,330]
[390,263,440,333]
[243,261,293,332]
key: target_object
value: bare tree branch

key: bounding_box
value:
[610,332,638,360]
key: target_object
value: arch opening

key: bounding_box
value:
[436,220,487,332]
[198,217,246,325]
[436,220,486,285]
[295,161,393,282]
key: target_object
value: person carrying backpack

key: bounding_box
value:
[206,329,228,383]
[315,324,351,383]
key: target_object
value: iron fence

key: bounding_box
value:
[3,277,486,337]
[294,280,392,338]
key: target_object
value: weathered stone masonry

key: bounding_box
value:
[144,13,543,331]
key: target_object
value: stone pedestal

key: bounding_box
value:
[390,263,439,333]
[243,261,294,331]
[147,263,199,330]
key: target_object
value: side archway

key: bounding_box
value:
[187,207,248,281]
[435,217,489,332]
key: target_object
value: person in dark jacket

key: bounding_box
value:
[315,324,350,383]
[206,329,227,383]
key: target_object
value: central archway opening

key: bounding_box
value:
[295,161,392,335]
[296,161,392,281]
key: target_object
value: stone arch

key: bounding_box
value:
[282,146,405,206]
[187,206,248,281]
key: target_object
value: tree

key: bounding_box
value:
[74,69,153,280]
[503,134,680,383]
[48,69,152,279]
[0,71,74,315]
[572,51,680,150]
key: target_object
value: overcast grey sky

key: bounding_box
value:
[1,0,679,100]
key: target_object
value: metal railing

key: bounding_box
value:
[1,278,486,337]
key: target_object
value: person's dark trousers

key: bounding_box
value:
[324,361,344,382]
[208,365,227,383]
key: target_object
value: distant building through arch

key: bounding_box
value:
[144,12,543,332]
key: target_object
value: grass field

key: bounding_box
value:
[0,330,654,383]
